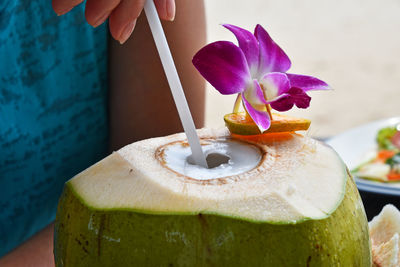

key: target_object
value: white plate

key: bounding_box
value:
[326,117,400,195]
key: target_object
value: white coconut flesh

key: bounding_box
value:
[165,139,262,180]
[70,128,347,222]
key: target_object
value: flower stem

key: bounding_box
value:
[259,83,273,121]
[233,93,242,113]
[266,104,273,121]
[245,110,252,121]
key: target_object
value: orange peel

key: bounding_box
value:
[224,112,311,135]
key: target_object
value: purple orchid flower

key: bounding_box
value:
[192,24,330,132]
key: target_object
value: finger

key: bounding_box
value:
[85,0,121,28]
[154,0,175,21]
[52,0,84,16]
[109,0,145,44]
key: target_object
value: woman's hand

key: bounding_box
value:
[52,0,176,44]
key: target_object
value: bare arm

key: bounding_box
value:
[109,0,206,150]
[0,223,55,267]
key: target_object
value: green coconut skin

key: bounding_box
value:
[54,171,371,267]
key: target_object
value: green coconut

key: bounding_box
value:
[54,128,371,266]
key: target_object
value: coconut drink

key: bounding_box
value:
[54,23,371,266]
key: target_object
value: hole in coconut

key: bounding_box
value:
[206,152,231,168]
[163,140,262,180]
[187,152,231,169]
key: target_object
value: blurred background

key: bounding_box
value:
[203,0,400,138]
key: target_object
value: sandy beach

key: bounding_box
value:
[203,0,400,137]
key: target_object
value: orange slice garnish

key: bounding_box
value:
[224,112,311,135]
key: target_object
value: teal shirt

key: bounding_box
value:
[0,1,108,256]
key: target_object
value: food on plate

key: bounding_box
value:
[353,126,400,182]
[369,204,400,267]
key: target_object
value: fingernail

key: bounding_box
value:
[56,7,72,16]
[93,11,111,28]
[119,20,136,44]
[166,0,176,21]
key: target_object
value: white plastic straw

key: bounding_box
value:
[144,0,208,168]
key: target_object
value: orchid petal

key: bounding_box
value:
[259,72,290,102]
[255,82,268,104]
[270,95,294,112]
[223,24,260,75]
[242,94,271,132]
[289,87,312,109]
[243,79,268,105]
[244,79,267,103]
[287,73,331,91]
[255,24,291,74]
[192,41,251,95]
[270,87,311,112]
[241,81,271,132]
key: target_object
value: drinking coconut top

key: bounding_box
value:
[192,24,330,133]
